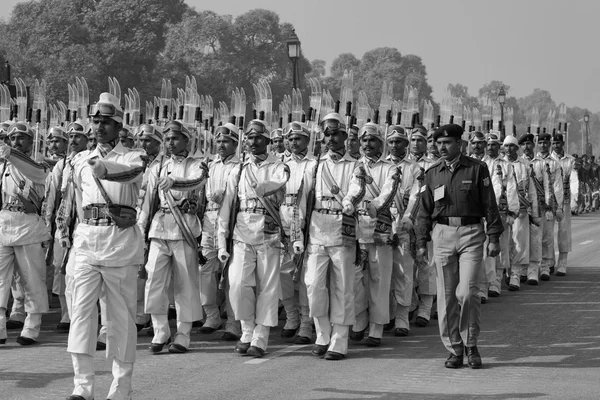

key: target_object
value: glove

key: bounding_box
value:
[0,144,11,160]
[293,241,304,255]
[218,249,230,263]
[210,189,225,205]
[487,241,501,257]
[158,176,175,191]
[342,203,354,215]
[88,157,107,178]
[366,203,377,218]
[399,216,413,232]
[59,238,71,248]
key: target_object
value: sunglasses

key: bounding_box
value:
[89,102,123,119]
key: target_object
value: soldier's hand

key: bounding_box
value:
[342,203,354,215]
[41,240,52,249]
[218,249,230,263]
[59,238,71,249]
[386,234,400,247]
[366,203,377,218]
[88,157,107,178]
[529,217,542,227]
[158,176,175,191]
[545,211,554,221]
[210,189,224,205]
[416,247,428,263]
[293,241,305,255]
[555,210,564,222]
[400,217,413,232]
[505,215,515,226]
[0,144,11,160]
[487,241,501,257]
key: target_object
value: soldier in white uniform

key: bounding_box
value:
[139,120,207,354]
[300,113,366,360]
[0,122,50,346]
[550,133,578,276]
[64,93,145,400]
[217,119,290,358]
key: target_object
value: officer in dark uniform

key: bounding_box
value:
[416,124,503,369]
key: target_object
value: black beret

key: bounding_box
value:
[538,132,551,141]
[433,124,463,141]
[553,133,564,142]
[518,133,534,145]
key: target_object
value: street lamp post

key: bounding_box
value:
[286,29,301,90]
[497,86,506,139]
[584,111,590,156]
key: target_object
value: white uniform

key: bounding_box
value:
[138,152,207,349]
[67,142,144,400]
[354,155,400,339]
[0,150,50,342]
[550,151,578,275]
[301,150,365,355]
[218,153,289,351]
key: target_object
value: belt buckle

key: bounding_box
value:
[449,217,461,227]
[247,198,256,209]
[91,206,99,219]
[324,199,332,209]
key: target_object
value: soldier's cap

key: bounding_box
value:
[245,119,270,139]
[89,92,123,123]
[215,123,239,143]
[84,123,95,137]
[138,123,164,144]
[284,121,310,138]
[49,126,69,141]
[321,112,347,134]
[163,120,191,139]
[0,120,11,134]
[387,125,408,142]
[348,124,359,137]
[487,132,502,144]
[503,135,519,147]
[553,133,565,142]
[270,128,284,140]
[470,131,486,143]
[518,133,535,145]
[433,124,463,141]
[410,125,428,140]
[67,121,87,137]
[7,121,34,138]
[359,122,383,142]
[120,125,135,140]
[538,132,552,142]
[427,128,437,139]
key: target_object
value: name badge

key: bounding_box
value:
[434,185,445,202]
[462,180,472,184]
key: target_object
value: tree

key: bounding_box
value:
[478,80,511,102]
[447,83,479,109]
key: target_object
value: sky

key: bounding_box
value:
[1,0,599,112]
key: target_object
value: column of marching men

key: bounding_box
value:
[0,90,587,400]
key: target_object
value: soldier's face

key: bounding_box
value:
[49,137,68,155]
[10,133,33,153]
[92,116,120,143]
[538,139,551,153]
[216,136,236,158]
[486,142,500,158]
[505,143,519,159]
[388,138,408,157]
[428,137,439,155]
[436,137,461,160]
[472,141,485,154]
[361,136,382,157]
[0,133,9,145]
[347,136,360,153]
[288,134,309,155]
[119,131,135,149]
[272,137,285,152]
[410,136,427,154]
[165,131,189,155]
[140,137,161,156]
[69,133,88,154]
[322,130,346,152]
[521,141,534,155]
[552,141,564,153]
[246,132,268,155]
[87,134,97,150]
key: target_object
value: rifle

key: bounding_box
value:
[140,154,165,279]
[45,155,69,267]
[60,194,77,275]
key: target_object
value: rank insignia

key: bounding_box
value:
[365,176,373,184]
[483,177,490,187]
[331,185,340,194]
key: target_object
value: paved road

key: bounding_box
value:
[2,213,600,400]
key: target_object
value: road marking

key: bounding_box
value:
[522,302,600,305]
[244,344,309,364]
[519,292,573,295]
[580,240,594,245]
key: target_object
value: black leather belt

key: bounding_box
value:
[239,207,267,215]
[82,204,137,220]
[436,216,481,227]
[315,208,343,215]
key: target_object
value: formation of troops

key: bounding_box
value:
[0,74,593,400]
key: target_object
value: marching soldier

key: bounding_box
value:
[0,121,11,144]
[270,127,287,161]
[65,93,145,400]
[385,124,419,336]
[0,122,50,346]
[301,113,365,361]
[504,135,537,290]
[417,124,503,369]
[119,125,136,149]
[468,131,486,161]
[550,133,578,276]
[198,122,242,340]
[278,121,316,343]
[536,132,564,281]
[480,133,519,300]
[427,129,441,161]
[351,122,400,347]
[347,125,362,160]
[217,119,290,358]
[138,120,207,354]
